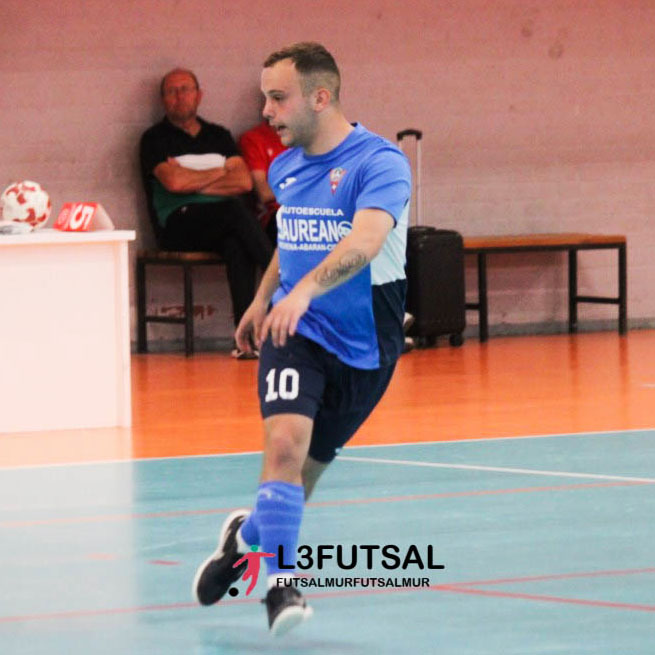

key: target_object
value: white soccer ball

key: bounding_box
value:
[0,180,52,230]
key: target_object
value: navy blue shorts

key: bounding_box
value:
[258,334,396,463]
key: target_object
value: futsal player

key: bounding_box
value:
[192,42,411,636]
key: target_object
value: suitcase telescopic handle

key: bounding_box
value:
[396,129,423,226]
[396,129,423,141]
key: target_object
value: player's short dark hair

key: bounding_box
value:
[160,69,200,97]
[263,42,341,101]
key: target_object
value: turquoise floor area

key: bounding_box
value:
[1,430,654,654]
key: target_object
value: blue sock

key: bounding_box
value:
[246,481,304,576]
[240,510,260,548]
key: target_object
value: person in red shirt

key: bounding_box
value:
[238,120,288,244]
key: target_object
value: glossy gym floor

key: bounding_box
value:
[1,331,653,654]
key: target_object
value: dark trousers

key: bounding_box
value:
[162,198,273,326]
[264,214,278,246]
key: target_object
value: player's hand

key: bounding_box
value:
[235,299,268,353]
[259,288,311,348]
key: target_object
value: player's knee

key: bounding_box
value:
[266,434,299,467]
[264,422,310,472]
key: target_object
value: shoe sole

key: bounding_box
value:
[191,508,250,605]
[403,313,415,333]
[270,604,314,637]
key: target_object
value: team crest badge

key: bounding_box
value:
[329,167,346,193]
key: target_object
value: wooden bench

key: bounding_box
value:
[463,233,627,342]
[136,250,225,356]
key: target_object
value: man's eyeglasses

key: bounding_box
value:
[162,85,198,97]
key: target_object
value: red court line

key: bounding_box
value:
[0,603,197,624]
[0,593,289,624]
[149,559,180,566]
[2,480,649,528]
[436,585,655,613]
[308,481,651,508]
[444,567,655,588]
[2,567,654,624]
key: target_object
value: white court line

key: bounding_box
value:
[351,427,655,449]
[338,455,655,484]
[1,428,654,472]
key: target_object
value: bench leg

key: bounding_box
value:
[618,243,627,335]
[568,249,578,334]
[478,252,488,342]
[184,264,194,357]
[136,259,148,353]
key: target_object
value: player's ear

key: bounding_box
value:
[313,87,331,112]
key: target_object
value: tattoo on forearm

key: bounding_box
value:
[315,250,368,289]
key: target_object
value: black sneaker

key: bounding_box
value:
[192,509,250,605]
[263,585,313,636]
[230,338,259,360]
[230,346,259,360]
[403,312,415,334]
[402,336,415,354]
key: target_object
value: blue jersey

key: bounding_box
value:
[269,123,411,369]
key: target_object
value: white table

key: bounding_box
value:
[0,229,135,433]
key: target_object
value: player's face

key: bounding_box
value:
[261,59,318,149]
[161,71,202,124]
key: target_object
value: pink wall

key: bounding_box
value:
[2,0,654,342]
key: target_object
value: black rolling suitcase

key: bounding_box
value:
[398,129,466,347]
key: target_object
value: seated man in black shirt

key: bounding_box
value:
[140,68,273,358]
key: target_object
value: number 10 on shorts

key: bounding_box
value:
[265,368,300,402]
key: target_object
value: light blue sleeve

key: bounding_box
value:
[355,147,411,225]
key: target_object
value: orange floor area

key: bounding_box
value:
[1,330,653,467]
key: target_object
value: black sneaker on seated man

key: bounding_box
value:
[231,340,259,360]
[403,312,415,333]
[402,312,415,354]
[192,509,250,605]
[263,585,313,636]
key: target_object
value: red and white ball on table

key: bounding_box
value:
[0,180,52,234]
